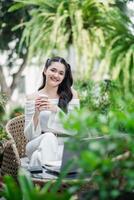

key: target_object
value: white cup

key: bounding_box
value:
[38,93,48,100]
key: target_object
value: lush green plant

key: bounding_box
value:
[61,134,134,200]
[61,83,134,199]
[0,168,74,200]
[68,80,134,137]
[9,0,134,93]
[75,79,120,113]
[1,81,134,200]
[9,106,24,118]
[1,135,134,199]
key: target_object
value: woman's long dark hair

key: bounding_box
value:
[38,57,73,113]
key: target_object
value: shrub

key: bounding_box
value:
[9,106,24,118]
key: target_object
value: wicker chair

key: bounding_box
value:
[1,115,28,177]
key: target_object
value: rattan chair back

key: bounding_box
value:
[6,115,28,158]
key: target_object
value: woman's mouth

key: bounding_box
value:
[50,77,59,82]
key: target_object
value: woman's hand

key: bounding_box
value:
[35,96,58,113]
[35,96,43,113]
[39,99,58,112]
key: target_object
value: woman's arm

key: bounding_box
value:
[24,94,41,141]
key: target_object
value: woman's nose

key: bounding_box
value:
[53,72,59,77]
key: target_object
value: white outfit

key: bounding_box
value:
[24,97,80,167]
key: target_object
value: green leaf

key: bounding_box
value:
[1,176,22,200]
[18,168,35,200]
[8,3,25,12]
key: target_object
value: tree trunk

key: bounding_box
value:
[10,53,27,94]
[0,53,28,100]
[0,65,11,97]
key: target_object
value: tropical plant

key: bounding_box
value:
[1,110,134,200]
[75,79,120,114]
[60,86,134,199]
[9,0,134,94]
[72,79,134,135]
[9,0,101,73]
[0,168,73,200]
[0,83,134,199]
[97,5,134,94]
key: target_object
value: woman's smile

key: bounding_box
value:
[50,76,60,82]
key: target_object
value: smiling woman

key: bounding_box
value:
[24,57,80,167]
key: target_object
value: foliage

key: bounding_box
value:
[9,0,134,94]
[0,124,8,164]
[75,79,116,113]
[60,134,134,200]
[60,84,134,199]
[0,168,72,200]
[0,0,26,52]
[0,0,28,97]
[0,93,8,161]
[0,82,134,199]
[99,7,134,94]
[0,93,8,109]
[0,93,8,121]
[73,79,134,135]
[0,124,8,141]
[9,106,24,118]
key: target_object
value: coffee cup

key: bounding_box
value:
[38,94,48,100]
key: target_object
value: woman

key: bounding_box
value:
[24,57,80,167]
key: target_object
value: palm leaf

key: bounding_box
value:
[9,0,134,93]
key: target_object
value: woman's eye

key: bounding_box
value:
[51,69,55,72]
[60,73,64,76]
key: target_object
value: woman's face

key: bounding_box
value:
[44,62,66,87]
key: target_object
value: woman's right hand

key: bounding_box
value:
[35,96,41,112]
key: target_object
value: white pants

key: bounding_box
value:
[26,132,64,166]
